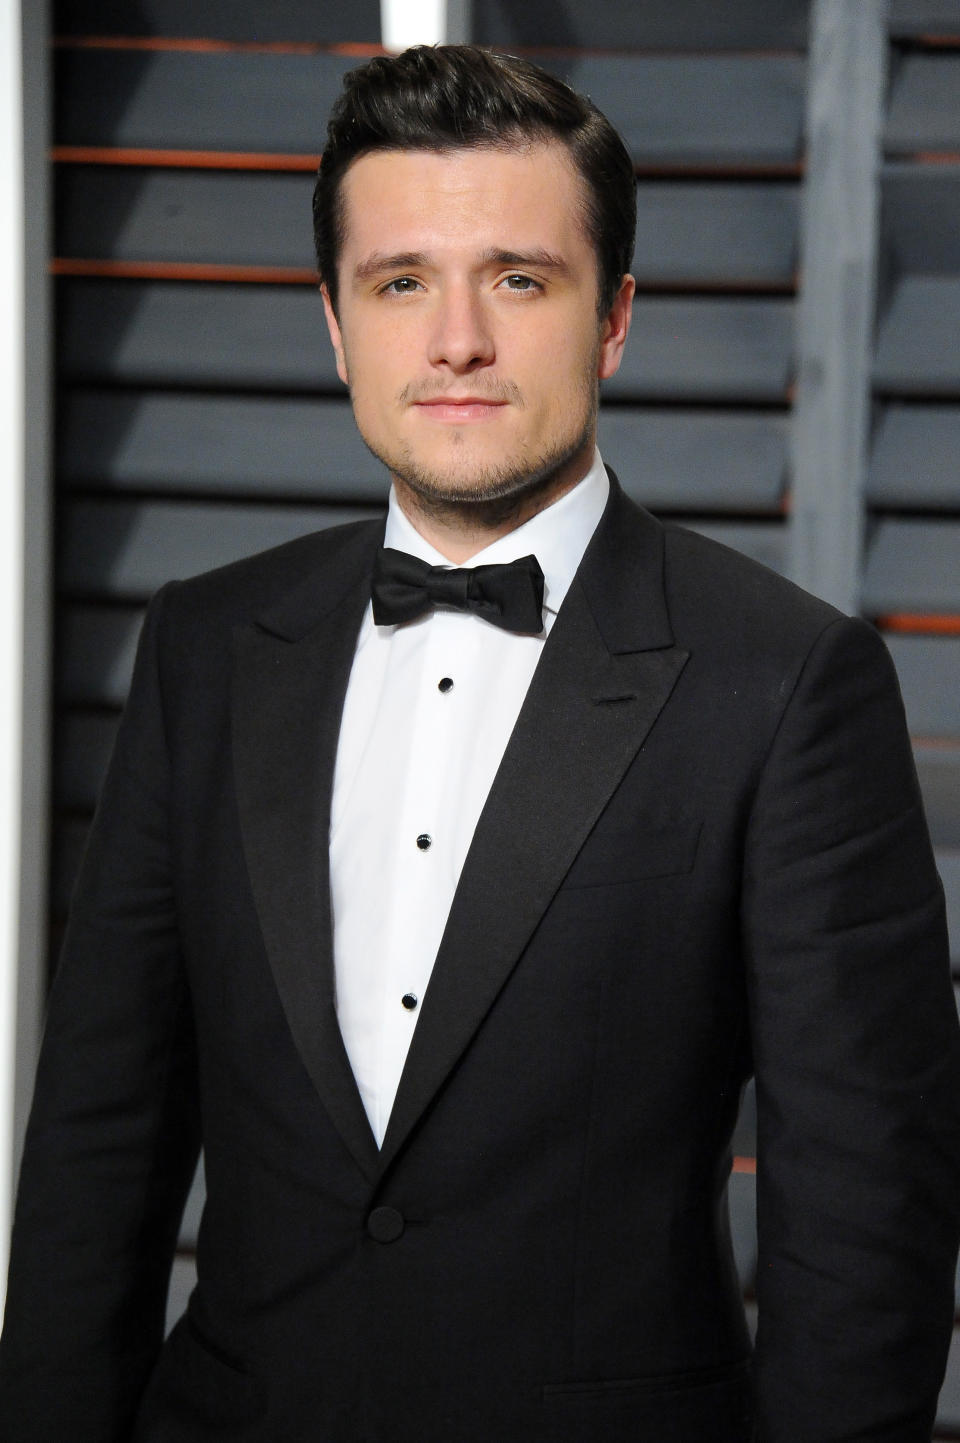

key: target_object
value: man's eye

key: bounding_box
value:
[501,274,538,292]
[381,277,421,295]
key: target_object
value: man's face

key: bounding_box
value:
[321,142,633,521]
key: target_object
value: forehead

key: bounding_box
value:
[337,142,591,261]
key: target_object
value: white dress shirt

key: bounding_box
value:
[330,451,609,1145]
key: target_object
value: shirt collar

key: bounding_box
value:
[382,450,609,617]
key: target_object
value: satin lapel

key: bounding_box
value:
[232,527,382,1182]
[379,487,689,1172]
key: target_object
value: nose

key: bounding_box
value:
[426,285,495,373]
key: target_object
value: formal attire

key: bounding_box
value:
[1,470,958,1442]
[332,453,608,1142]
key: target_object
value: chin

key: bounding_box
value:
[369,424,594,505]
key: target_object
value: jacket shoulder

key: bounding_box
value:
[659,518,846,653]
[162,515,384,631]
[130,515,383,707]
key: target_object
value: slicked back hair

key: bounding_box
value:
[313,44,636,320]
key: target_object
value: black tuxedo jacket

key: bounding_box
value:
[2,477,959,1442]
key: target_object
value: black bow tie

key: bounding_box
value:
[371,547,545,634]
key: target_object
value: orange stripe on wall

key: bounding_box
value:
[732,1156,756,1175]
[50,146,804,182]
[53,36,384,56]
[876,615,960,636]
[51,258,319,284]
[904,151,960,165]
[52,146,321,171]
[907,34,960,47]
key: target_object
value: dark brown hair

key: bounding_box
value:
[313,44,636,318]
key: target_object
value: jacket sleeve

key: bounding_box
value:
[0,584,202,1441]
[743,613,960,1442]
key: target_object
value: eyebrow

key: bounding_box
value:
[352,247,572,283]
[478,248,571,274]
[353,252,428,283]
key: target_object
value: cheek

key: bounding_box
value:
[516,316,597,389]
[348,328,412,404]
[528,347,597,419]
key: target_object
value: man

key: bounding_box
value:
[2,43,959,1443]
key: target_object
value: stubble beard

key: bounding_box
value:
[354,378,600,532]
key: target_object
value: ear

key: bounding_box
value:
[320,284,350,387]
[597,272,635,381]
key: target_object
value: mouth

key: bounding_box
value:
[412,397,510,423]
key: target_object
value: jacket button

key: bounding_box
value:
[367,1205,405,1243]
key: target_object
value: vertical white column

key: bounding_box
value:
[0,0,26,1289]
[380,0,471,50]
[788,0,888,613]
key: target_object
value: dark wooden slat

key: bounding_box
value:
[474,0,810,49]
[884,635,960,736]
[57,279,340,389]
[54,0,380,42]
[58,392,385,499]
[538,54,806,167]
[59,389,786,512]
[873,278,960,394]
[55,167,316,269]
[59,282,795,400]
[632,181,800,287]
[881,164,960,272]
[55,50,356,153]
[600,409,788,511]
[862,521,960,614]
[59,498,381,600]
[868,404,960,507]
[886,54,960,154]
[55,49,806,165]
[889,0,960,39]
[55,169,801,288]
[915,744,960,849]
[605,298,795,402]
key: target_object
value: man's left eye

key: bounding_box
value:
[501,274,537,291]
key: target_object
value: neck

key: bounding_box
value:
[391,448,594,564]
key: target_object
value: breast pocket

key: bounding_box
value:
[561,817,703,891]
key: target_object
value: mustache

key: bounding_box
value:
[398,378,525,407]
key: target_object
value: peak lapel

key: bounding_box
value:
[379,486,688,1173]
[232,524,382,1182]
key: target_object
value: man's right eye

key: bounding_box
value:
[380,277,421,295]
